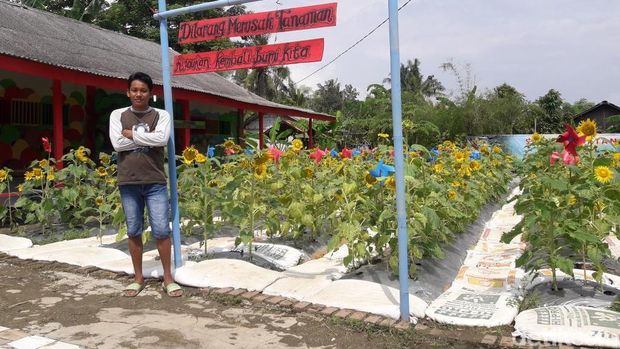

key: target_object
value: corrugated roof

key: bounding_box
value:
[573,100,620,119]
[0,0,333,120]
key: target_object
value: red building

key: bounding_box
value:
[0,0,334,171]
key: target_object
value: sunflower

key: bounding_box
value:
[106,177,116,185]
[480,145,490,155]
[469,160,481,171]
[433,163,444,174]
[458,166,472,178]
[223,139,235,149]
[95,196,104,206]
[254,164,268,180]
[492,146,502,154]
[453,151,467,163]
[594,200,605,212]
[304,167,314,178]
[99,153,111,166]
[594,166,614,183]
[567,194,577,206]
[195,153,207,163]
[447,190,457,200]
[531,132,542,143]
[75,146,89,162]
[377,132,390,139]
[0,169,7,182]
[47,169,55,181]
[182,146,198,165]
[291,139,304,152]
[17,184,24,193]
[24,171,34,181]
[32,168,43,180]
[254,151,272,165]
[365,172,377,186]
[385,176,396,190]
[613,153,620,167]
[96,167,108,177]
[207,180,219,188]
[451,181,461,187]
[408,151,419,159]
[577,119,597,142]
[39,159,49,168]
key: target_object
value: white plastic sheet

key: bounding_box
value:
[514,306,620,348]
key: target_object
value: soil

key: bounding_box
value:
[0,253,515,349]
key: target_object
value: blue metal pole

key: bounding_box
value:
[157,0,182,268]
[154,0,262,19]
[388,0,410,322]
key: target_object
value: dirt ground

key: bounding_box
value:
[0,253,519,349]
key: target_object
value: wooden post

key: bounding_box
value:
[258,112,264,149]
[308,118,314,149]
[181,99,190,149]
[52,80,63,169]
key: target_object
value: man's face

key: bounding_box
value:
[127,80,151,110]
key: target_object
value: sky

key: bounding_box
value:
[241,0,620,103]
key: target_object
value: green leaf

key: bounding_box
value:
[567,230,601,244]
[555,256,574,277]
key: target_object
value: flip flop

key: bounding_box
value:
[162,282,183,297]
[123,282,145,297]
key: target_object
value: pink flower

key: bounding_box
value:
[224,148,236,155]
[309,148,326,164]
[561,150,579,165]
[550,151,561,165]
[269,146,283,163]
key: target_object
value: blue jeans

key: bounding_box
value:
[119,184,171,240]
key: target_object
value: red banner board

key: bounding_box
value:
[173,38,324,75]
[178,3,337,44]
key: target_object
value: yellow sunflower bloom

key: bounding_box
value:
[365,173,377,187]
[531,132,542,143]
[594,200,605,212]
[24,171,34,181]
[492,146,502,154]
[223,139,236,149]
[385,176,396,190]
[195,153,207,163]
[95,196,104,206]
[447,190,457,200]
[377,132,390,139]
[0,169,7,182]
[577,118,597,142]
[469,160,481,171]
[75,146,89,162]
[304,167,314,178]
[99,153,111,166]
[453,151,467,163]
[17,184,24,192]
[47,170,55,181]
[451,181,461,187]
[612,152,620,167]
[291,139,304,152]
[39,159,49,168]
[96,167,107,177]
[182,146,198,165]
[433,163,444,174]
[207,180,219,188]
[106,177,116,185]
[254,151,272,165]
[567,194,577,206]
[480,145,490,155]
[458,166,472,178]
[254,164,268,180]
[594,166,614,183]
[32,168,43,180]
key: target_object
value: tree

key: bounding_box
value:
[534,89,567,133]
[384,59,445,102]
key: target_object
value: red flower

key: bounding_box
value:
[309,148,326,164]
[41,137,51,153]
[340,148,352,159]
[557,124,585,156]
[268,146,283,163]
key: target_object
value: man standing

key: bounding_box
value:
[109,72,183,297]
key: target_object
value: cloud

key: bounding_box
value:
[242,0,620,103]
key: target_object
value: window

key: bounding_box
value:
[0,99,67,126]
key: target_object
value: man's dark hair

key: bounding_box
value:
[127,72,153,91]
